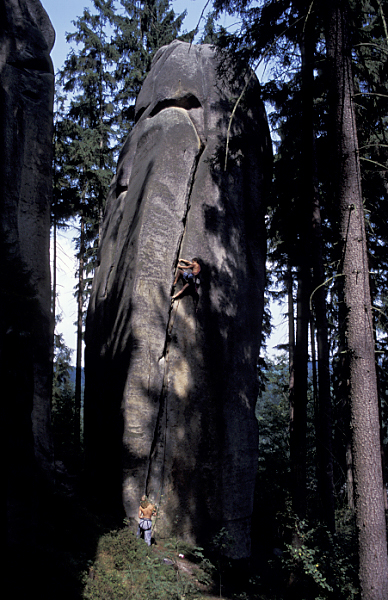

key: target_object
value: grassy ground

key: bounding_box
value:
[83,528,223,600]
[8,467,358,600]
[81,525,286,600]
[7,481,263,600]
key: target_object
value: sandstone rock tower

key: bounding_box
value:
[1,0,55,546]
[85,40,271,557]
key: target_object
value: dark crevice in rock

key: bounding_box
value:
[135,94,202,123]
[21,87,41,101]
[173,140,205,265]
[150,95,202,117]
[102,265,114,298]
[116,184,128,197]
[8,57,53,75]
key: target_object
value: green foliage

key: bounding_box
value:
[52,327,79,465]
[82,526,215,600]
[199,11,228,44]
[252,355,361,599]
[281,511,359,600]
[113,0,191,139]
[211,527,235,555]
[254,354,291,544]
[57,0,118,275]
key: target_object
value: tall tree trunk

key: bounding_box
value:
[311,208,335,531]
[52,217,57,328]
[334,273,353,507]
[288,262,295,396]
[345,440,354,509]
[326,2,388,598]
[300,21,335,531]
[290,262,309,522]
[75,214,85,450]
[50,217,57,414]
[288,24,317,528]
[310,317,317,422]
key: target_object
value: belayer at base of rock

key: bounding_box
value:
[84,39,272,559]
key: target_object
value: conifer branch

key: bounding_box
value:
[372,305,388,322]
[359,156,388,171]
[353,92,388,99]
[358,143,388,150]
[354,42,388,54]
[189,0,212,48]
[376,0,388,45]
[309,274,344,313]
[302,1,316,33]
[224,14,305,171]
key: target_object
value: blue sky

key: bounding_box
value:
[40,0,214,73]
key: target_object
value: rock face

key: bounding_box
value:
[85,40,271,558]
[1,0,55,545]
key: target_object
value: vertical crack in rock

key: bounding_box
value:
[159,136,204,362]
[146,138,205,499]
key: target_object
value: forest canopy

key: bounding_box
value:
[51,1,388,599]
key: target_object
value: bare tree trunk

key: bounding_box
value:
[290,262,309,522]
[52,217,57,328]
[50,217,57,416]
[310,317,317,422]
[301,24,335,531]
[75,214,85,450]
[345,441,354,509]
[332,260,353,505]
[311,198,335,531]
[288,262,295,396]
[326,2,388,597]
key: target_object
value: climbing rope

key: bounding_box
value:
[151,297,180,515]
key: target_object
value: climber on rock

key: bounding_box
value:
[171,257,201,302]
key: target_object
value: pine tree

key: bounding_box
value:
[52,325,77,466]
[113,0,190,139]
[352,2,388,511]
[52,89,80,325]
[57,0,119,448]
[60,0,118,243]
[211,7,388,589]
[325,1,388,597]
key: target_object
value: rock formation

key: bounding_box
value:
[85,40,272,558]
[1,0,55,546]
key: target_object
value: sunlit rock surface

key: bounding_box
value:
[85,40,272,558]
